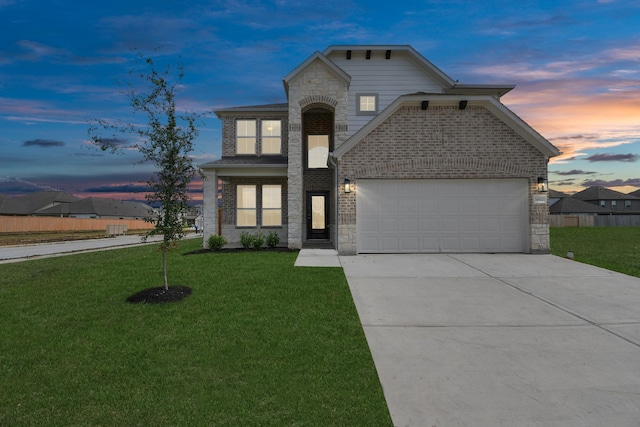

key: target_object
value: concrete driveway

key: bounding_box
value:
[340,254,640,427]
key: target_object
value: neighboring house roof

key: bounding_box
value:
[573,186,640,201]
[627,189,640,198]
[548,189,568,198]
[200,156,288,176]
[549,197,608,214]
[333,93,561,160]
[0,190,81,215]
[34,197,154,218]
[214,103,288,118]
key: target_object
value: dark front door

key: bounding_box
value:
[306,192,329,240]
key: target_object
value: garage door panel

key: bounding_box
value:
[380,218,399,232]
[357,179,528,253]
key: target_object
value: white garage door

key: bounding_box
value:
[357,179,528,253]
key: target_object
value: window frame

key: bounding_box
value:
[356,93,379,116]
[261,184,282,227]
[236,119,257,155]
[625,200,632,210]
[261,120,282,155]
[611,200,617,209]
[236,184,257,227]
[599,200,606,208]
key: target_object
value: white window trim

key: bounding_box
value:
[261,184,282,227]
[236,119,257,155]
[356,93,378,116]
[261,120,282,155]
[236,184,257,227]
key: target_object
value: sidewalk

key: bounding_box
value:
[0,233,201,264]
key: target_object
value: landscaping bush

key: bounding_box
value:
[240,231,266,250]
[266,231,280,248]
[240,231,254,249]
[207,234,227,251]
[251,233,265,250]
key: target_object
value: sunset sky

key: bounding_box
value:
[1,0,639,202]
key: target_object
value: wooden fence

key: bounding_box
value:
[550,215,640,227]
[0,216,155,233]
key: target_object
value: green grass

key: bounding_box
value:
[0,240,392,426]
[550,227,640,278]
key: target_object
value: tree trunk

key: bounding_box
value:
[162,245,168,291]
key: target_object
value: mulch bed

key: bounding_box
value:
[126,285,192,304]
[184,247,298,255]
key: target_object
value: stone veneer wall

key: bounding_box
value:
[286,60,349,248]
[201,169,218,248]
[337,105,551,255]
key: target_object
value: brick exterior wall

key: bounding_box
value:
[337,105,550,254]
[220,113,289,157]
[220,176,288,246]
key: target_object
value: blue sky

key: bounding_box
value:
[1,0,639,201]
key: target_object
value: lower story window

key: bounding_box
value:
[262,185,282,226]
[237,185,256,226]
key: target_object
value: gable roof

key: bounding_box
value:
[333,93,561,159]
[282,51,351,97]
[34,197,154,218]
[627,189,640,198]
[549,197,608,214]
[323,45,455,88]
[549,189,568,198]
[573,186,640,201]
[0,190,81,215]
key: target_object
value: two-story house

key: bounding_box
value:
[201,45,560,254]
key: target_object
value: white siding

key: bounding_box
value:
[327,50,445,135]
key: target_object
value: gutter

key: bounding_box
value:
[327,153,339,252]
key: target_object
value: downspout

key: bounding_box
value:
[328,153,339,252]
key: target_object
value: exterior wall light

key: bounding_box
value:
[537,177,548,193]
[344,178,352,193]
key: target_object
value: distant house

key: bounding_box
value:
[32,197,155,220]
[572,186,640,214]
[549,197,607,215]
[0,190,80,216]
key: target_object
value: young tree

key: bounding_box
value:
[89,55,206,292]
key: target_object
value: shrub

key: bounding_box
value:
[240,231,254,249]
[251,233,265,250]
[266,231,280,248]
[207,235,227,251]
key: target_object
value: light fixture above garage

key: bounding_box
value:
[344,178,352,193]
[537,177,548,193]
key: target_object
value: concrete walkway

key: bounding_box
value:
[0,233,201,264]
[340,254,640,427]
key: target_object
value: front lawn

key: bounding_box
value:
[0,239,392,426]
[550,227,640,278]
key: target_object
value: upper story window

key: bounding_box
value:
[625,200,632,209]
[611,200,617,208]
[308,135,329,169]
[357,93,378,116]
[599,200,606,208]
[236,120,256,154]
[261,120,281,154]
